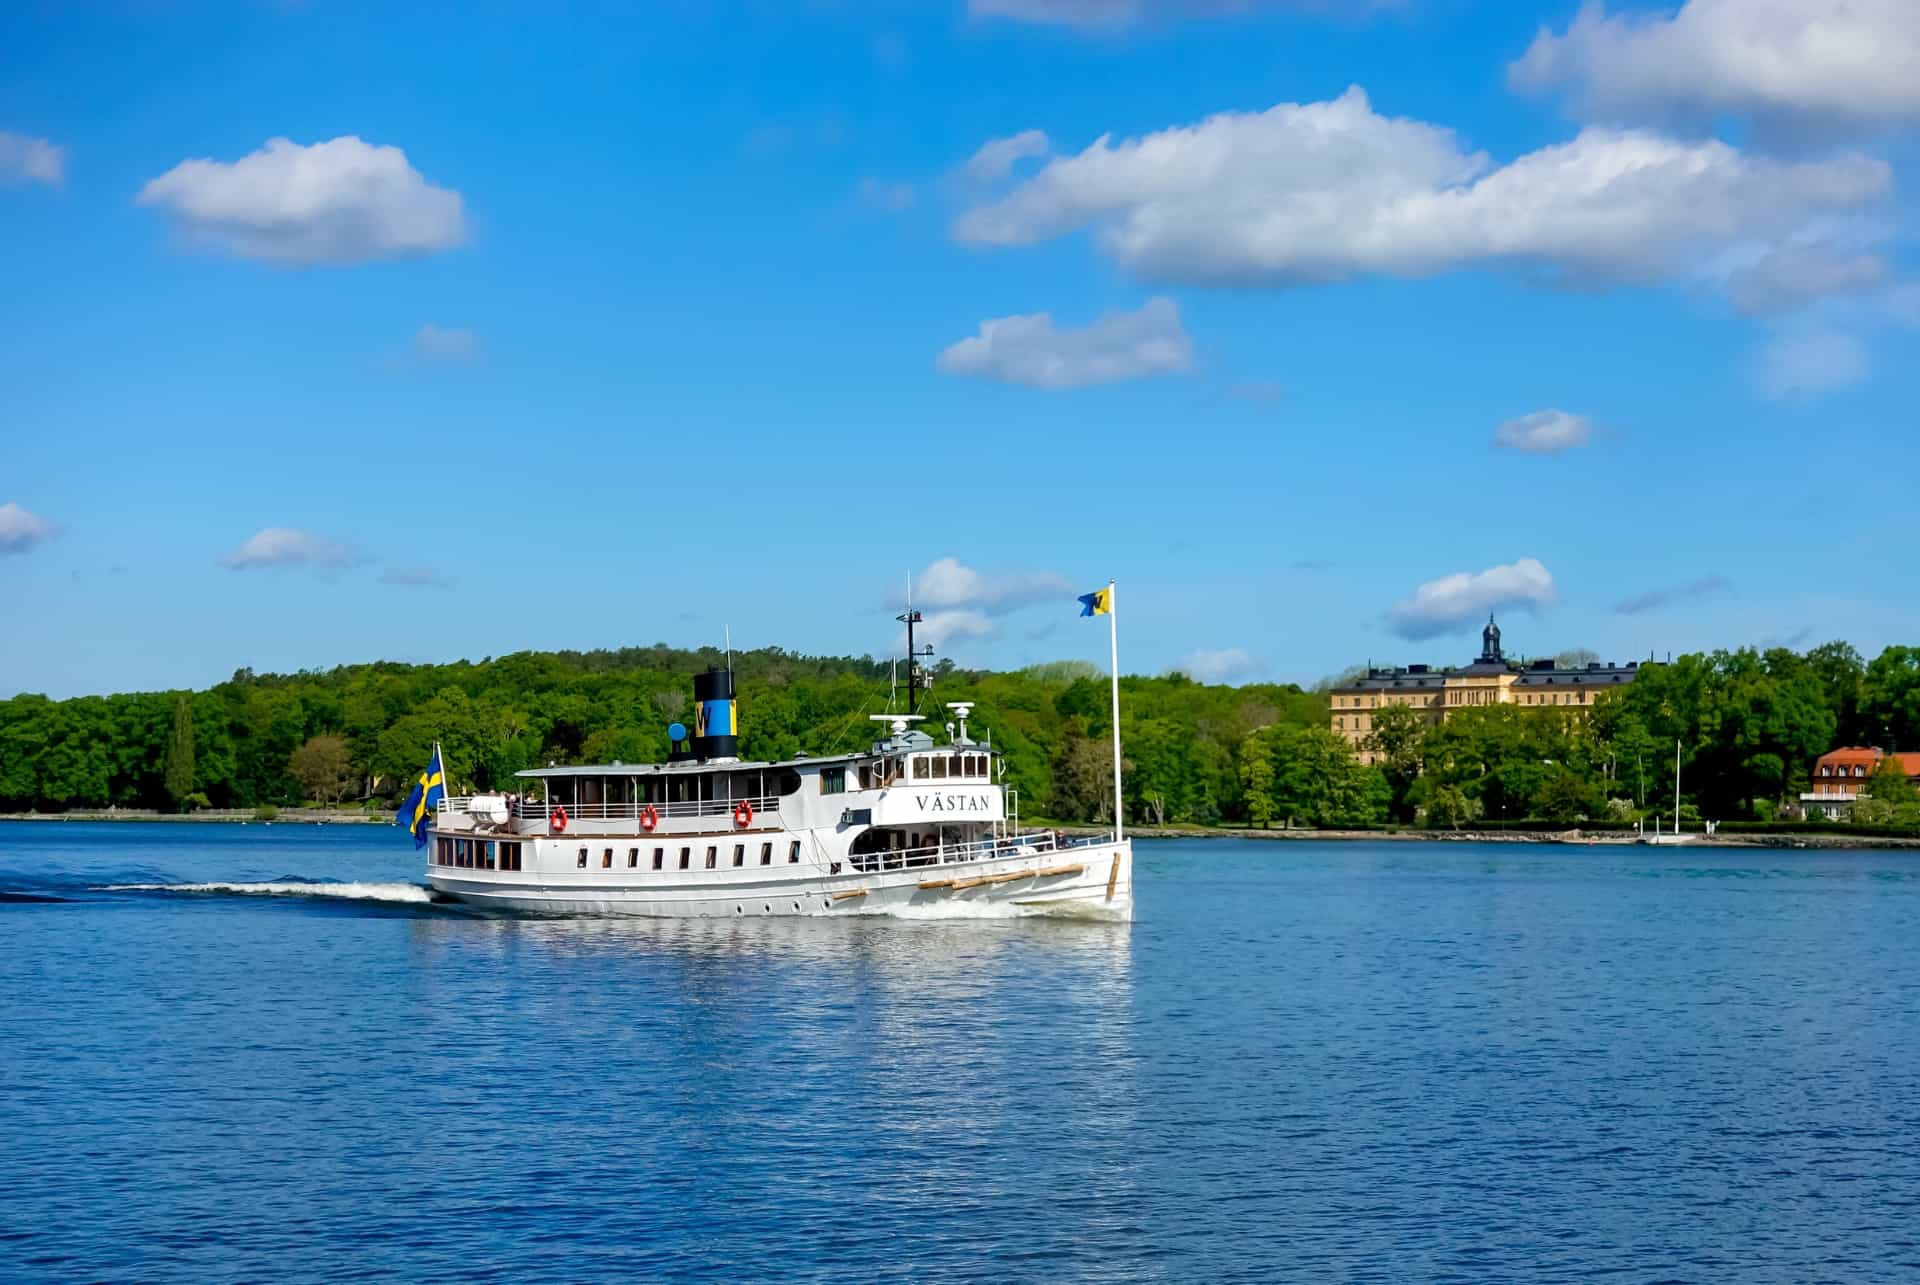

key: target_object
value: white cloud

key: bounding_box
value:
[0,502,56,554]
[953,86,1889,292]
[218,527,358,571]
[937,297,1192,390]
[0,131,65,186]
[858,177,915,213]
[1726,245,1887,315]
[962,129,1052,183]
[1754,331,1866,398]
[137,136,468,267]
[912,557,1073,613]
[1387,558,1557,640]
[1493,409,1593,455]
[967,0,1400,30]
[1511,0,1920,130]
[1174,648,1264,685]
[915,609,1000,653]
[412,324,478,363]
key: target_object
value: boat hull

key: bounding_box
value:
[428,840,1133,921]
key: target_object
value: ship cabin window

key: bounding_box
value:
[859,764,873,789]
[481,842,496,871]
[732,843,745,867]
[436,837,452,865]
[789,840,802,863]
[932,756,948,780]
[913,756,928,780]
[760,841,773,865]
[577,847,588,868]
[502,842,522,872]
[455,839,470,867]
[628,847,639,868]
[705,845,717,869]
[679,846,691,870]
[820,767,846,795]
[602,848,613,869]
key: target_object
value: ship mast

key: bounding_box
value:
[896,572,933,717]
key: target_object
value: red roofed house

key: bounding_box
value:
[1802,747,1920,819]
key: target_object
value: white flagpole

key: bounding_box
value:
[1107,578,1123,842]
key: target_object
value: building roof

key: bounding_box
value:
[1817,747,1920,776]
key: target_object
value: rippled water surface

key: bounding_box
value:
[4,824,1919,1282]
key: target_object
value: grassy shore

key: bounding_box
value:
[0,808,387,825]
[1046,822,1920,850]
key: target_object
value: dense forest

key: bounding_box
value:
[3,640,1919,830]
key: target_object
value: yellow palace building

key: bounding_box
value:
[1330,617,1641,764]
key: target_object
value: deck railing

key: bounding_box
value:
[438,794,785,825]
[846,829,1090,874]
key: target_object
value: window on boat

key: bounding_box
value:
[932,756,947,780]
[503,842,522,871]
[705,845,717,869]
[652,847,664,870]
[913,757,928,780]
[455,839,469,867]
[628,847,639,868]
[949,754,963,777]
[602,848,613,869]
[732,843,745,867]
[820,767,846,794]
[482,842,496,870]
[760,841,772,865]
[789,840,801,864]
[435,837,450,865]
[577,847,588,868]
[679,846,691,870]
[858,764,873,789]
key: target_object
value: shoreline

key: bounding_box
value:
[1052,823,1920,851]
[0,808,386,825]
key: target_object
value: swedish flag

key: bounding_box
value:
[396,744,446,850]
[1078,586,1113,616]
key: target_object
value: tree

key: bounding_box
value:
[163,696,195,810]
[288,734,353,805]
[1864,646,1920,750]
[1363,704,1428,822]
[1423,784,1480,830]
[1237,730,1275,829]
[1537,768,1602,825]
[1866,756,1918,806]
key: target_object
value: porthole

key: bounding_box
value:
[734,904,743,915]
[792,902,801,912]
[763,903,771,914]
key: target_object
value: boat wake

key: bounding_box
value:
[97,880,436,904]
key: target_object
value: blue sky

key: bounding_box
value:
[4,0,1918,698]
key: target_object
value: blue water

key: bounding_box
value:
[3,824,1919,1282]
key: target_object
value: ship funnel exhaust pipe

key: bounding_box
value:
[693,667,739,762]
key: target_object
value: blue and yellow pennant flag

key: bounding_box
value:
[396,744,446,850]
[1078,586,1113,616]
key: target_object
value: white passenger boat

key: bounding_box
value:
[424,624,1133,920]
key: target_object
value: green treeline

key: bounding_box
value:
[3,639,1918,829]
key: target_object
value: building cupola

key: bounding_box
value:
[1480,614,1503,663]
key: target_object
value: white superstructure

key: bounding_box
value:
[425,681,1133,921]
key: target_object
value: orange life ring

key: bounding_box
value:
[734,800,753,828]
[550,806,569,833]
[640,805,659,833]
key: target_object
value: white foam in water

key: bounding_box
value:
[99,881,435,904]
